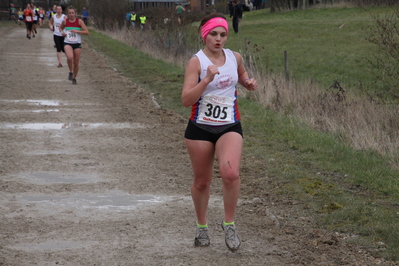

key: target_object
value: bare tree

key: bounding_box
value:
[68,0,130,30]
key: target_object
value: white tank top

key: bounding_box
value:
[33,10,38,21]
[64,18,82,44]
[53,14,65,37]
[190,48,240,126]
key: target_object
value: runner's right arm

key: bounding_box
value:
[49,16,54,30]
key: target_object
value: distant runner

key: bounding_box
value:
[23,4,34,39]
[31,4,38,38]
[18,8,24,25]
[49,6,66,68]
[10,4,17,23]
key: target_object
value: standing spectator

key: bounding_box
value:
[139,14,146,31]
[175,3,185,25]
[23,4,34,39]
[260,0,266,10]
[229,0,243,33]
[125,11,131,27]
[82,7,89,26]
[130,11,137,28]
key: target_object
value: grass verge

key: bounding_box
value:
[84,29,399,261]
[226,6,396,91]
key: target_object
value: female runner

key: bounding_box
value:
[38,7,45,28]
[60,6,89,85]
[182,13,257,252]
[49,6,66,68]
[23,4,34,39]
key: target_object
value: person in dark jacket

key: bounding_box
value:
[229,0,243,33]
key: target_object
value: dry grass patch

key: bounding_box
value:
[240,68,399,167]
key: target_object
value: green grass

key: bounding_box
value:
[86,30,188,117]
[224,6,396,90]
[82,8,399,261]
[239,98,399,259]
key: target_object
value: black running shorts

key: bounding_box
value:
[64,43,82,50]
[184,120,243,144]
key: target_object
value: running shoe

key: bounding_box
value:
[34,29,37,34]
[194,227,210,247]
[68,72,73,80]
[72,78,77,85]
[57,63,62,68]
[32,34,35,38]
[26,34,30,39]
[221,222,241,252]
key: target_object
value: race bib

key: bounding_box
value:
[197,95,235,124]
[54,23,61,33]
[26,16,32,22]
[65,30,78,42]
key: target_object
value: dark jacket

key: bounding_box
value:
[229,2,243,20]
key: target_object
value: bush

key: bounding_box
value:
[365,8,399,102]
[347,0,397,6]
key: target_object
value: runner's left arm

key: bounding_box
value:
[77,19,89,35]
[235,52,257,91]
[69,19,89,35]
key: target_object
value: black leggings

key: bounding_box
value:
[25,21,33,31]
[53,35,65,53]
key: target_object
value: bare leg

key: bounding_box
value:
[185,139,215,226]
[72,48,81,79]
[64,45,74,73]
[215,132,243,223]
[57,52,63,65]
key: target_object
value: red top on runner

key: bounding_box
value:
[23,9,33,22]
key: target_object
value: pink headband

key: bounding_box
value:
[201,17,228,43]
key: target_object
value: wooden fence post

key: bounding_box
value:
[245,38,250,69]
[284,50,289,82]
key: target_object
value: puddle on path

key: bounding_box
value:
[2,109,61,113]
[0,122,145,130]
[21,192,171,211]
[0,99,64,106]
[47,79,67,82]
[31,109,60,113]
[20,171,99,184]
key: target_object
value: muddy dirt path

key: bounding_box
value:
[0,26,394,265]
